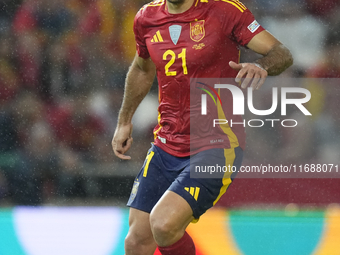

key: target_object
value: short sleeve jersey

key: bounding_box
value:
[134,0,265,157]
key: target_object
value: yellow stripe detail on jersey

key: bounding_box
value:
[216,0,246,12]
[153,112,162,140]
[156,31,163,42]
[153,34,159,42]
[141,0,165,10]
[221,0,245,12]
[148,0,165,6]
[234,0,246,9]
[148,3,164,6]
[153,91,162,140]
[195,0,209,6]
[185,187,189,192]
[143,151,155,177]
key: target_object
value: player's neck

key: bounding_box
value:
[166,0,195,14]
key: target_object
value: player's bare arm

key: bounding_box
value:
[229,30,293,90]
[112,54,156,160]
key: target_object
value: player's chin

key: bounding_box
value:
[167,0,185,4]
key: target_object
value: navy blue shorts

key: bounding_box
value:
[127,144,243,220]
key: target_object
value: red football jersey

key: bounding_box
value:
[134,0,265,157]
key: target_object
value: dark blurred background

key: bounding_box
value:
[0,0,339,206]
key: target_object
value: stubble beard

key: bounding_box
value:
[167,0,186,5]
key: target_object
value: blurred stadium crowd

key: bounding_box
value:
[0,0,339,205]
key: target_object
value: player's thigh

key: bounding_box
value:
[169,147,243,220]
[150,190,194,231]
[126,208,156,248]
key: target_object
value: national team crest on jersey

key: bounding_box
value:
[169,25,182,45]
[190,20,205,42]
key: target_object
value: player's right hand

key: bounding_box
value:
[112,123,133,160]
[229,61,268,90]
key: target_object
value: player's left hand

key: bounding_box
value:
[229,61,268,90]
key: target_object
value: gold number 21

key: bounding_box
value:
[163,48,188,76]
